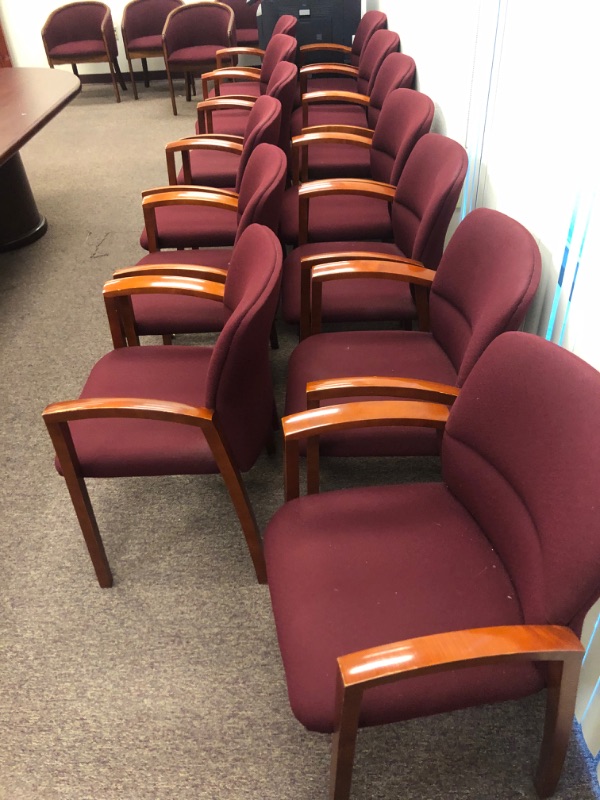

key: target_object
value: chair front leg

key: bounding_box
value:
[329,673,363,800]
[107,59,121,103]
[127,55,138,100]
[142,57,150,88]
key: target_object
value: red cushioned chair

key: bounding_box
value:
[196,60,298,166]
[113,142,287,343]
[162,0,235,115]
[281,132,467,333]
[165,93,281,189]
[280,88,435,249]
[298,9,386,70]
[121,0,183,100]
[220,0,259,46]
[293,52,417,180]
[42,1,127,103]
[43,224,282,589]
[201,32,297,102]
[214,12,297,67]
[283,207,541,474]
[297,27,399,105]
[265,330,600,800]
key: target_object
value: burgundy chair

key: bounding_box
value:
[292,52,417,180]
[220,0,259,46]
[201,33,297,101]
[43,224,283,589]
[196,60,298,164]
[282,131,468,336]
[162,1,235,115]
[113,143,287,342]
[280,89,436,249]
[42,1,127,102]
[265,330,600,800]
[297,28,399,103]
[121,0,183,100]
[299,9,387,69]
[283,208,541,470]
[139,135,286,252]
[165,93,281,189]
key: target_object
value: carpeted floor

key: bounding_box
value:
[0,77,597,800]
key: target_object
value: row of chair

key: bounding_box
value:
[42,11,600,800]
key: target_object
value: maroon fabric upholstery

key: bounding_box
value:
[220,0,258,45]
[281,132,466,323]
[59,224,282,479]
[43,2,118,59]
[209,33,297,99]
[348,10,387,67]
[134,144,287,334]
[272,15,297,38]
[283,208,541,459]
[280,89,435,246]
[265,331,600,736]
[177,95,281,190]
[122,0,182,52]
[305,29,399,98]
[163,2,234,66]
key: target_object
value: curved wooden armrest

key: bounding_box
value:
[338,625,583,691]
[178,133,244,144]
[216,46,265,69]
[103,274,225,302]
[306,377,459,406]
[300,251,424,270]
[300,42,351,54]
[141,183,227,198]
[112,264,227,282]
[301,89,370,107]
[283,400,449,440]
[203,67,261,82]
[298,178,395,201]
[299,63,358,78]
[141,188,238,211]
[164,137,243,184]
[196,96,256,113]
[42,397,214,427]
[300,123,374,138]
[292,131,373,149]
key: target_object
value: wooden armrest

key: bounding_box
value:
[197,96,256,133]
[300,42,352,56]
[301,89,370,107]
[306,377,460,407]
[202,67,260,99]
[298,179,395,246]
[42,397,214,427]
[292,131,373,183]
[300,251,424,270]
[216,46,265,69]
[102,274,226,347]
[300,62,358,94]
[141,184,229,198]
[164,136,243,184]
[283,400,449,499]
[338,625,583,691]
[300,123,374,138]
[112,264,227,282]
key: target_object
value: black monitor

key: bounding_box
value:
[257,0,361,54]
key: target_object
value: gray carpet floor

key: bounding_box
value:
[0,78,597,800]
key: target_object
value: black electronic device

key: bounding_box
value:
[257,0,361,54]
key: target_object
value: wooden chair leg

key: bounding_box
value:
[534,658,582,797]
[71,63,79,77]
[203,418,267,584]
[114,59,127,91]
[44,419,113,588]
[329,673,362,800]
[108,60,121,103]
[127,56,138,100]
[166,63,177,115]
[142,57,150,87]
[185,72,192,102]
[162,334,174,345]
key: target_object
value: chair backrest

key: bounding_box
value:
[366,52,416,129]
[219,0,257,32]
[162,1,234,54]
[235,95,282,191]
[122,0,182,44]
[369,88,434,185]
[272,14,297,38]
[430,207,541,383]
[264,60,298,156]
[259,33,297,93]
[390,132,467,267]
[350,10,387,66]
[43,1,117,56]
[235,143,287,241]
[355,28,399,96]
[443,330,600,633]
[205,224,283,470]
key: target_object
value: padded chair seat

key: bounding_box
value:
[127,34,163,51]
[209,81,261,99]
[140,204,239,249]
[264,481,542,733]
[281,240,417,325]
[177,148,241,188]
[280,190,393,245]
[305,76,358,95]
[284,330,458,457]
[168,45,222,65]
[48,40,106,57]
[59,346,218,477]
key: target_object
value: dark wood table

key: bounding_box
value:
[0,67,81,251]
